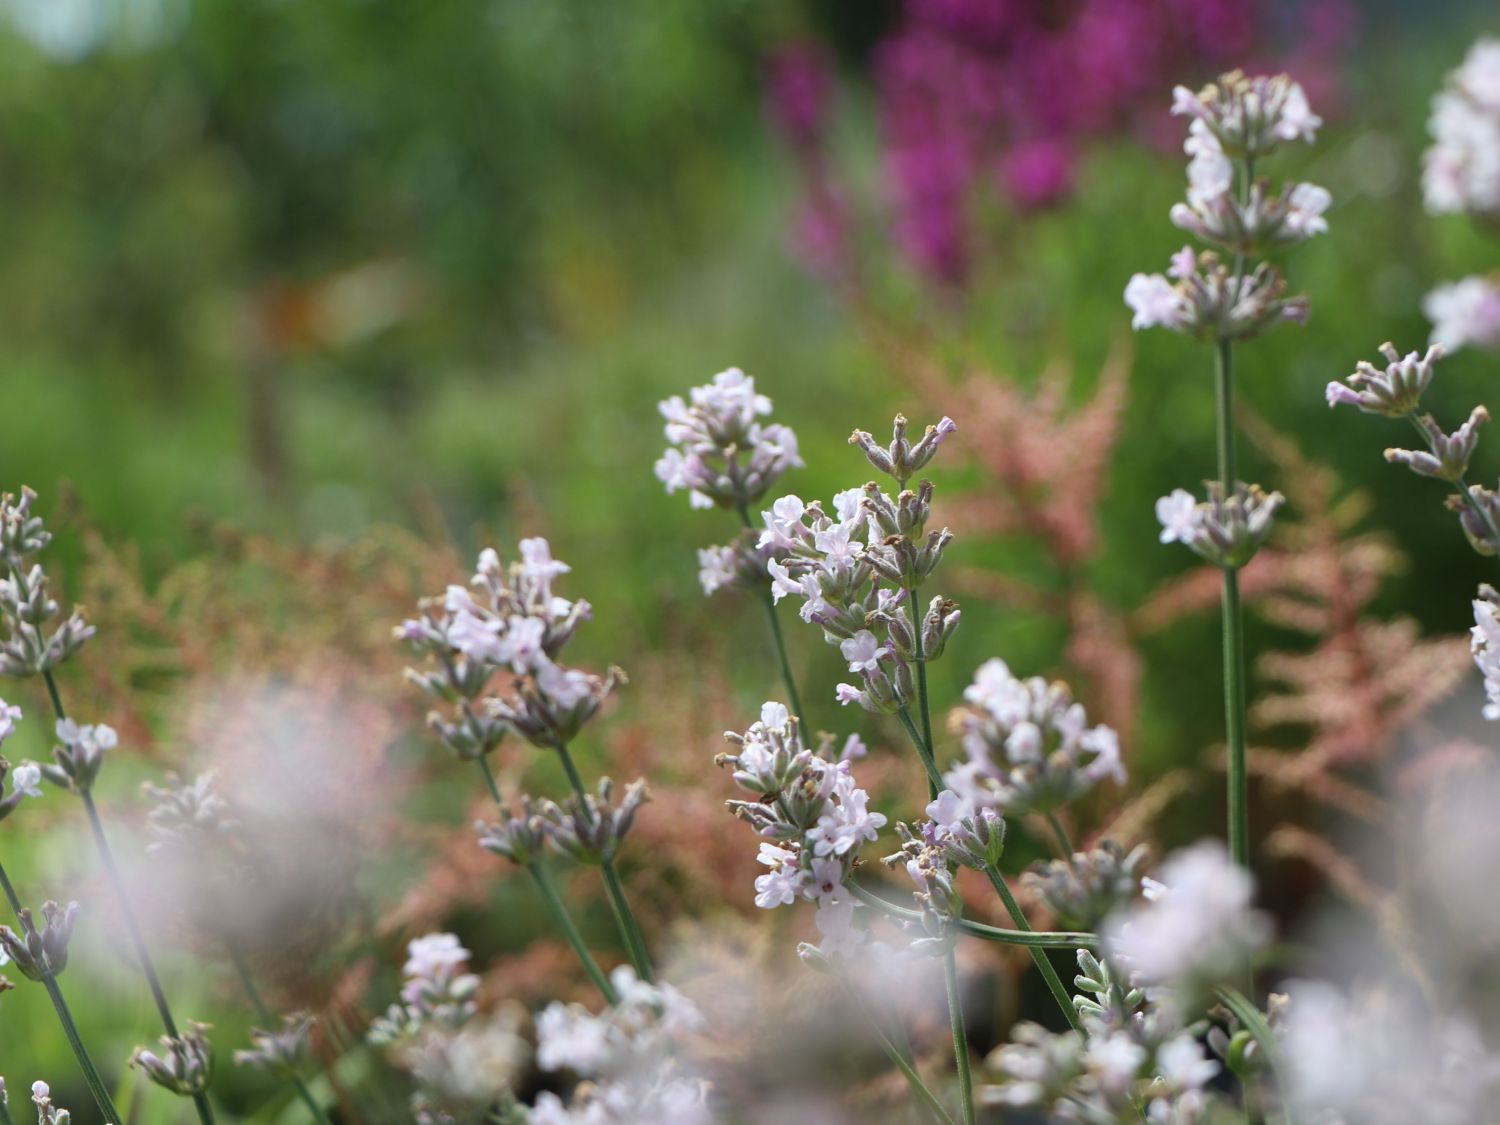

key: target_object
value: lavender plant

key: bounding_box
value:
[1125,73,1327,870]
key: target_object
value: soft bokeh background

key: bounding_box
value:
[2,0,1498,1120]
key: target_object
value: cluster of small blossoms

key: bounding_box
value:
[39,717,118,795]
[654,368,803,599]
[1155,482,1285,569]
[130,1023,214,1097]
[477,778,648,869]
[399,541,618,757]
[882,790,1005,950]
[1024,839,1149,931]
[1326,343,1500,717]
[531,966,708,1125]
[1125,72,1324,341]
[1102,841,1271,997]
[717,702,884,956]
[0,489,95,678]
[369,933,482,1045]
[761,415,961,713]
[943,659,1124,816]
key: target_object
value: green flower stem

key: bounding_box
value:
[0,858,124,1125]
[226,944,334,1125]
[472,756,618,1002]
[847,881,1099,950]
[1403,411,1500,551]
[1214,340,1251,871]
[904,589,936,793]
[943,946,976,1125]
[527,862,619,1003]
[42,670,216,1125]
[553,740,655,984]
[984,869,1083,1030]
[897,708,945,795]
[0,1088,14,1125]
[736,503,805,722]
[1043,812,1074,859]
[842,982,958,1125]
[1216,985,1296,1125]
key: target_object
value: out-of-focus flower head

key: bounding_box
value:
[369,931,481,1046]
[1024,839,1148,931]
[943,658,1124,815]
[39,717,117,795]
[0,490,96,678]
[130,1022,214,1098]
[1424,276,1500,353]
[234,1013,316,1080]
[1424,38,1500,217]
[0,901,79,982]
[655,368,803,513]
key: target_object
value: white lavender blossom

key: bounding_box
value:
[1423,38,1500,216]
[1471,585,1500,720]
[369,932,481,1044]
[1171,71,1321,156]
[1155,482,1285,568]
[0,708,43,821]
[1126,248,1308,340]
[1425,276,1500,352]
[655,367,802,511]
[400,1009,529,1125]
[1102,841,1270,993]
[943,659,1124,815]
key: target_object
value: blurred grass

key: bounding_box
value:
[1,0,1499,1117]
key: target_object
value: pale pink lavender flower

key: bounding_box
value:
[1153,482,1284,568]
[944,658,1123,815]
[1102,840,1270,991]
[1470,587,1500,721]
[1325,343,1442,418]
[1424,276,1500,352]
[1424,38,1500,216]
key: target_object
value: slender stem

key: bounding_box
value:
[842,982,958,1125]
[474,758,616,1001]
[553,741,655,983]
[896,708,945,795]
[1404,411,1500,550]
[1214,340,1251,871]
[942,947,976,1125]
[1043,812,1074,859]
[848,881,1099,949]
[736,503,805,722]
[43,670,216,1124]
[227,944,335,1125]
[905,589,935,786]
[0,1089,13,1125]
[527,863,618,1002]
[984,869,1082,1029]
[0,859,124,1125]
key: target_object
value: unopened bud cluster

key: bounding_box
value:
[1155,482,1285,569]
[1024,840,1148,931]
[234,1013,316,1079]
[944,659,1124,816]
[131,1022,214,1097]
[143,772,238,855]
[399,539,619,758]
[0,901,78,981]
[1126,72,1324,344]
[0,490,95,678]
[531,777,649,866]
[761,414,961,714]
[29,1082,71,1125]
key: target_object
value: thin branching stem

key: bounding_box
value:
[553,740,655,983]
[943,946,976,1125]
[0,858,123,1125]
[1214,339,1251,872]
[841,980,959,1125]
[42,669,217,1125]
[984,869,1084,1029]
[227,943,335,1125]
[1044,812,1074,859]
[1403,410,1500,550]
[735,503,805,722]
[847,881,1099,950]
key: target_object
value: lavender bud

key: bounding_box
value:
[718,704,812,795]
[541,778,649,865]
[1384,406,1488,481]
[1454,487,1500,556]
[29,1082,70,1125]
[921,597,962,661]
[0,901,78,981]
[0,755,43,824]
[0,489,51,566]
[1172,70,1321,159]
[131,1022,214,1097]
[476,796,548,866]
[850,414,957,483]
[234,1013,315,1079]
[1156,482,1285,569]
[1326,342,1442,418]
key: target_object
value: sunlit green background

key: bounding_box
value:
[1,0,1498,1119]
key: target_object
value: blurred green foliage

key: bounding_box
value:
[2,0,1499,1118]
